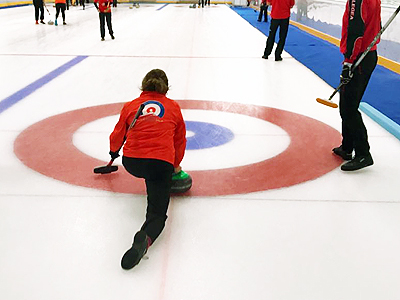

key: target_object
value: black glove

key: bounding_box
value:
[109,151,120,160]
[340,62,353,85]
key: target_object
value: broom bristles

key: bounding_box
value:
[316,98,338,108]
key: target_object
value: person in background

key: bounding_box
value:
[262,0,294,61]
[33,0,45,24]
[258,0,268,22]
[55,0,67,25]
[109,69,186,270]
[332,0,381,171]
[94,0,115,41]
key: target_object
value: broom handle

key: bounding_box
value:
[128,103,145,130]
[113,103,145,155]
[43,1,51,14]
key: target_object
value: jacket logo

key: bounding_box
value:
[141,100,165,118]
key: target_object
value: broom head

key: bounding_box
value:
[93,165,118,174]
[316,98,338,108]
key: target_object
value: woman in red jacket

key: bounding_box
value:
[109,69,187,270]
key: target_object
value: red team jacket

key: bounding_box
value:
[94,0,112,13]
[110,91,187,168]
[340,0,381,63]
[268,0,294,19]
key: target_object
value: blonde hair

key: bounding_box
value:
[141,69,169,94]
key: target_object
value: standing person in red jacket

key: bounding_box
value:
[55,0,67,25]
[94,0,114,41]
[332,0,381,171]
[262,0,294,61]
[109,69,187,270]
[258,0,269,22]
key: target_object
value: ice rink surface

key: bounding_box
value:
[1,3,400,300]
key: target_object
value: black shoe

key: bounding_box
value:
[101,37,105,41]
[121,230,150,270]
[262,55,268,59]
[275,56,283,61]
[40,20,45,24]
[111,35,115,39]
[63,21,67,25]
[332,146,352,160]
[341,154,373,171]
[257,19,261,22]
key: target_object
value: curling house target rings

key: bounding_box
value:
[14,100,342,196]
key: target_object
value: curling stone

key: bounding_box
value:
[171,170,192,194]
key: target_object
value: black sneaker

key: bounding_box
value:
[262,55,268,59]
[275,56,283,61]
[332,146,352,160]
[101,37,105,41]
[40,20,45,24]
[111,34,115,40]
[121,230,150,270]
[341,154,373,171]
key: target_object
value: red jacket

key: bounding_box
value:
[110,91,186,168]
[340,0,381,63]
[94,0,112,13]
[268,0,294,19]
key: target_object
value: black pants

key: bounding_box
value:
[99,12,113,38]
[55,3,66,21]
[122,157,174,243]
[258,4,268,22]
[34,2,44,21]
[263,18,290,59]
[339,50,377,157]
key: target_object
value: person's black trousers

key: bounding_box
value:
[99,12,113,38]
[258,4,268,22]
[339,50,377,157]
[263,18,289,59]
[55,3,66,21]
[122,157,174,243]
[34,2,44,21]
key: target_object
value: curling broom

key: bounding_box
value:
[44,2,55,25]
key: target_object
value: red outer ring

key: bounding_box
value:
[14,100,342,196]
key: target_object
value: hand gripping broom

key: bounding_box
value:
[316,4,400,108]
